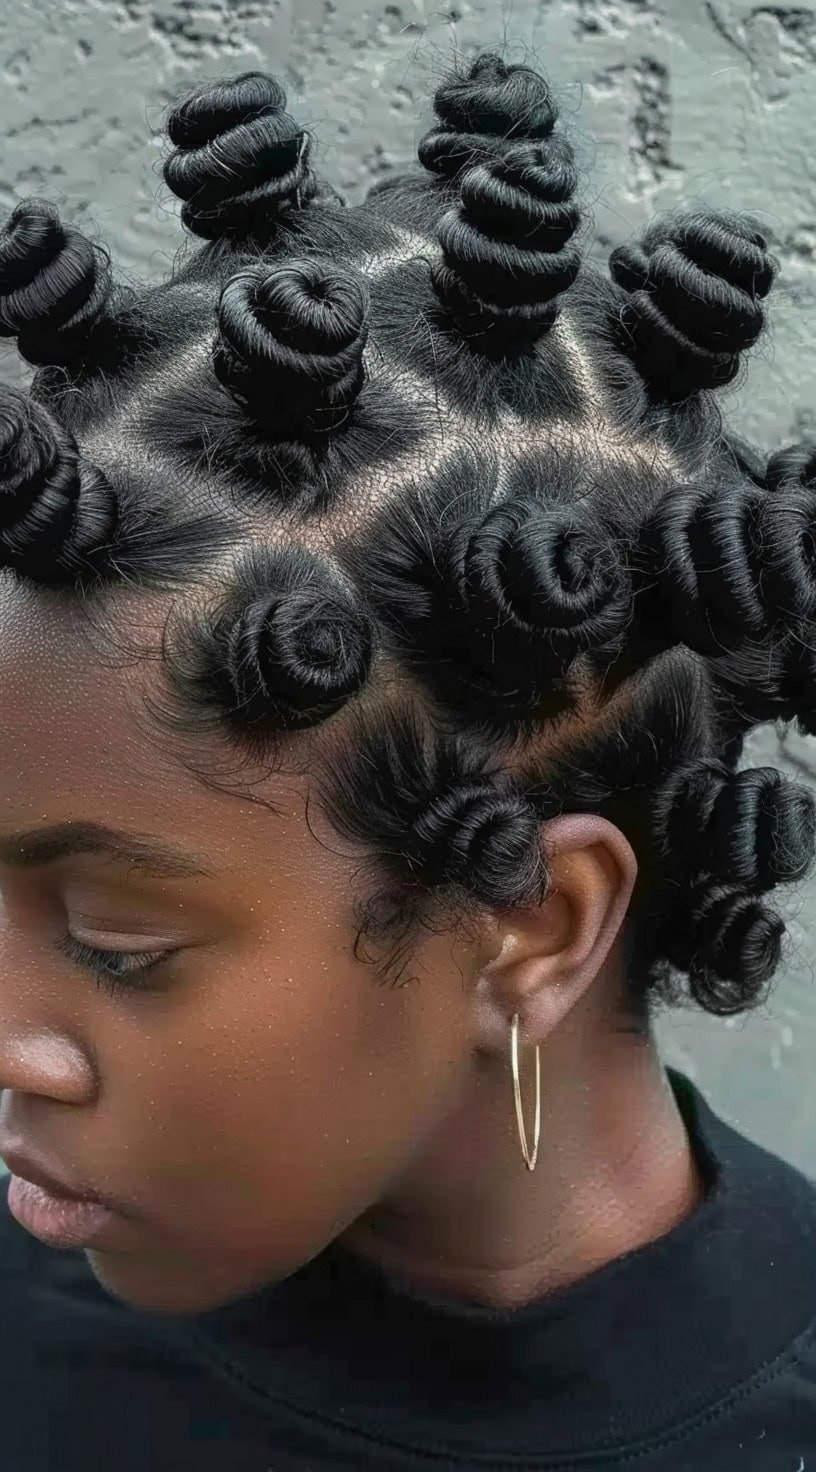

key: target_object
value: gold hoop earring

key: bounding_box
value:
[510,1012,541,1172]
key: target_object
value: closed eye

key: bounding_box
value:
[56,933,173,996]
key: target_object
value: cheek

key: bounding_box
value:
[92,929,470,1312]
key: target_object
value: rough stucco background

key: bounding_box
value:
[0,0,815,1173]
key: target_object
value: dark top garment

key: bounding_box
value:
[2,1069,815,1471]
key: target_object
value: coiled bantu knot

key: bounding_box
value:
[323,713,549,917]
[0,200,114,367]
[418,52,559,179]
[181,544,374,735]
[459,496,630,666]
[0,387,117,584]
[708,635,816,744]
[661,761,816,894]
[163,72,318,241]
[631,479,816,658]
[431,139,581,347]
[609,208,777,399]
[665,884,785,1016]
[405,782,546,908]
[212,258,369,437]
[765,440,816,491]
[366,488,630,723]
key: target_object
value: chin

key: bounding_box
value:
[84,1247,278,1317]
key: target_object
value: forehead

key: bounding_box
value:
[0,576,164,780]
[0,577,299,867]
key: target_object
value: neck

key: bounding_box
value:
[338,1022,705,1310]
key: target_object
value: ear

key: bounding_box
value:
[470,813,638,1053]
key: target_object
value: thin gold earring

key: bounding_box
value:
[510,1012,541,1172]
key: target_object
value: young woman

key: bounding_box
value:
[0,49,814,1472]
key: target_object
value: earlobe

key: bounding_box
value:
[472,814,638,1053]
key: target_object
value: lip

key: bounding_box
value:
[5,1174,120,1249]
[0,1145,110,1207]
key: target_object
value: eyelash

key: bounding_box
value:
[56,933,172,996]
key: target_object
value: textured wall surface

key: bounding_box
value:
[1,0,816,1171]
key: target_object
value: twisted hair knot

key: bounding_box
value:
[406,783,547,908]
[432,139,582,346]
[163,72,317,240]
[758,485,816,623]
[418,52,559,180]
[776,640,816,736]
[0,200,114,366]
[361,488,630,723]
[662,761,816,893]
[609,208,777,398]
[708,635,816,742]
[0,388,117,584]
[460,496,629,664]
[665,886,784,1016]
[635,481,774,655]
[213,259,369,436]
[765,441,816,492]
[194,547,374,733]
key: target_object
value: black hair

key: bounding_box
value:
[1,54,814,1018]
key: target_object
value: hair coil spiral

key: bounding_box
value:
[179,545,374,734]
[0,387,117,583]
[662,883,784,1015]
[709,635,816,743]
[609,208,777,399]
[163,72,318,240]
[0,200,114,366]
[633,480,775,656]
[661,760,816,894]
[417,52,559,179]
[212,259,369,437]
[431,138,582,346]
[405,782,547,908]
[459,495,630,664]
[765,441,816,492]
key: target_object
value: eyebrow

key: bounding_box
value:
[0,822,215,880]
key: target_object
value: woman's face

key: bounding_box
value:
[0,580,479,1314]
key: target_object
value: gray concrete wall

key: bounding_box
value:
[1,0,815,1172]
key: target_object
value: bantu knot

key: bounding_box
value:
[0,387,117,584]
[662,761,816,894]
[460,496,630,665]
[634,480,778,656]
[664,885,784,1016]
[709,635,816,743]
[431,139,581,347]
[405,783,547,909]
[322,712,549,917]
[759,483,816,623]
[609,208,777,399]
[163,72,318,241]
[418,52,559,179]
[0,199,114,367]
[182,544,374,734]
[765,441,816,491]
[212,258,369,436]
[365,487,630,724]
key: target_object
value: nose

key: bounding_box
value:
[0,1028,97,1103]
[0,899,98,1103]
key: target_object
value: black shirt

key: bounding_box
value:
[2,1069,815,1470]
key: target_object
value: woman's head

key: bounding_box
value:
[0,53,814,1315]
